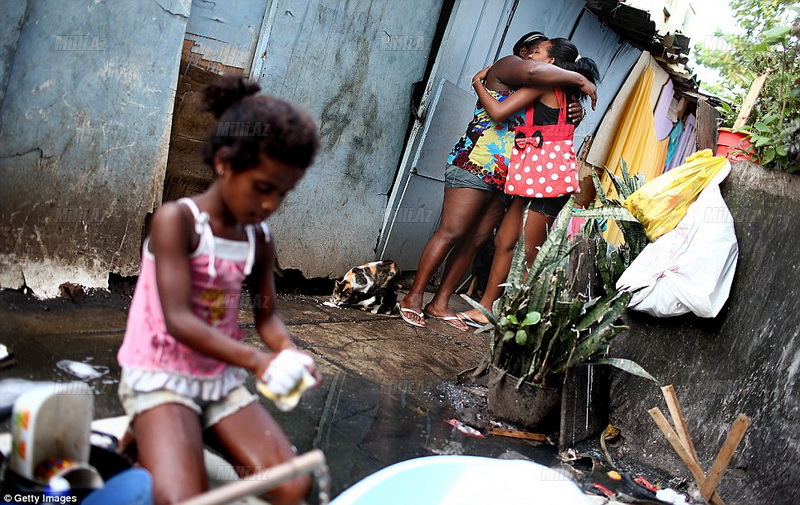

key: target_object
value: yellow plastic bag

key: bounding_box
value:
[622,150,728,241]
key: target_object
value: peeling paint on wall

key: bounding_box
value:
[0,0,190,297]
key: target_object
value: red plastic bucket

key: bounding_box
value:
[716,128,755,161]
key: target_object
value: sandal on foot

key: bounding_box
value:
[397,304,426,328]
[457,312,486,329]
[425,312,469,332]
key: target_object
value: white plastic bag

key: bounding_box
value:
[616,161,738,318]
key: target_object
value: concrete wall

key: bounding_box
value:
[0,1,28,106]
[0,0,190,297]
[608,161,799,504]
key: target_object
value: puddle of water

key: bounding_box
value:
[270,371,558,503]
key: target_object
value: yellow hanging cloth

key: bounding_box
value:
[601,66,669,244]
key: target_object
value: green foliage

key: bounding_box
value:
[574,158,650,293]
[463,198,653,387]
[695,0,799,171]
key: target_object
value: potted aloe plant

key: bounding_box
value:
[463,191,654,428]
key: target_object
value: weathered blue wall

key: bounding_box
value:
[0,1,28,107]
[0,0,190,297]
[254,0,443,278]
[608,161,800,505]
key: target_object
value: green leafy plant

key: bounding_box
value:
[715,101,739,129]
[695,1,800,171]
[463,197,655,388]
[573,158,650,293]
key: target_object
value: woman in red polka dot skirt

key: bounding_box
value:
[459,38,600,327]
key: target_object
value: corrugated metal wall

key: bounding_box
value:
[0,0,190,297]
[254,0,444,278]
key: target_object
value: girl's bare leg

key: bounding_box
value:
[460,198,525,324]
[523,209,554,267]
[133,403,208,505]
[424,195,506,328]
[207,402,310,505]
[399,187,496,326]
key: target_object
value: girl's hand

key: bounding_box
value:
[567,98,586,125]
[473,65,492,84]
[258,349,319,395]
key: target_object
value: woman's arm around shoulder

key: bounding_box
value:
[473,69,544,122]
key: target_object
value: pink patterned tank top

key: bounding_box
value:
[117,198,270,401]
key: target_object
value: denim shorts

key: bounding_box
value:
[444,164,511,206]
[519,195,571,219]
[118,382,257,429]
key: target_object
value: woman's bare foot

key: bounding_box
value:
[399,295,426,327]
[423,303,469,332]
[458,308,490,326]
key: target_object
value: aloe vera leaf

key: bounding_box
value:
[592,167,609,203]
[528,199,574,278]
[461,294,499,328]
[575,291,623,331]
[589,358,659,383]
[563,324,627,370]
[609,170,633,201]
[574,207,638,222]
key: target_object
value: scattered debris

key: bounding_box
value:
[443,419,485,438]
[56,360,108,380]
[655,488,691,505]
[487,427,548,442]
[0,344,16,370]
[635,476,659,492]
[59,282,86,302]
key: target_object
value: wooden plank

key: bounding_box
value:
[733,73,769,130]
[177,450,326,505]
[700,414,751,501]
[648,408,726,505]
[661,385,701,464]
[488,427,548,442]
[696,99,721,152]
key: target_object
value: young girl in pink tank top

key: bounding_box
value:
[116,77,320,505]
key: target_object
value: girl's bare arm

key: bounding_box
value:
[473,71,544,122]
[252,230,321,382]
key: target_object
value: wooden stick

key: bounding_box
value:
[487,427,548,441]
[661,385,701,464]
[177,450,326,505]
[700,414,751,501]
[733,72,769,130]
[648,408,726,505]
